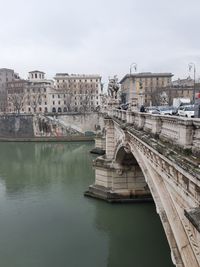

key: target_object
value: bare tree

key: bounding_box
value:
[81,94,90,112]
[64,89,73,111]
[8,92,26,114]
[27,89,45,113]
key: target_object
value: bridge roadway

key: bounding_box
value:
[85,110,200,267]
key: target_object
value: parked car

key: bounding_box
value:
[158,106,177,115]
[177,105,195,118]
[145,107,160,114]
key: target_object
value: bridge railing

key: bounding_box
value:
[111,109,200,151]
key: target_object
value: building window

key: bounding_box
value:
[52,95,54,98]
[53,101,55,105]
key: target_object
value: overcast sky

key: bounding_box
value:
[0,0,200,83]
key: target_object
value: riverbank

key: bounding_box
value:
[0,136,94,142]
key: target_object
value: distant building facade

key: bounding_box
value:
[0,68,18,112]
[7,71,53,114]
[172,76,194,87]
[120,72,173,106]
[6,71,104,114]
[149,76,200,106]
[53,73,103,112]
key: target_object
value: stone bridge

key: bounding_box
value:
[85,110,200,267]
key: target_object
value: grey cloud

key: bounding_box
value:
[0,0,200,81]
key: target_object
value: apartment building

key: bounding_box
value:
[7,71,103,114]
[7,71,53,114]
[53,73,103,112]
[120,72,173,106]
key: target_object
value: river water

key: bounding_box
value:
[0,142,174,267]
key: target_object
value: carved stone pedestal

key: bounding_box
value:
[84,156,152,203]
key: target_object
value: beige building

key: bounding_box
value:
[7,71,104,114]
[120,72,173,106]
[53,73,103,112]
[7,71,53,114]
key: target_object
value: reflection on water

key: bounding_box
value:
[0,142,173,267]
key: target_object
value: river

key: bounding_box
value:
[0,142,173,267]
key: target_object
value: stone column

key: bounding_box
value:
[121,111,126,122]
[104,117,115,160]
[178,120,194,148]
[151,116,161,135]
[137,113,145,130]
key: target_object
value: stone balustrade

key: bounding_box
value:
[111,109,200,152]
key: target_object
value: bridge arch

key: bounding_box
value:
[109,141,152,200]
[112,140,196,267]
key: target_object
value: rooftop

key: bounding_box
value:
[120,72,173,83]
[55,73,101,78]
[29,70,45,74]
[0,68,14,72]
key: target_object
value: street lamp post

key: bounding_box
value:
[188,62,196,103]
[128,63,137,109]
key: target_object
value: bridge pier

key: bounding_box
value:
[85,154,152,202]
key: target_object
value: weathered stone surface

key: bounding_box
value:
[0,114,34,137]
[185,208,200,233]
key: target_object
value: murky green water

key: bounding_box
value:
[0,142,173,267]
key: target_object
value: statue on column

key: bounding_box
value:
[107,75,120,100]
